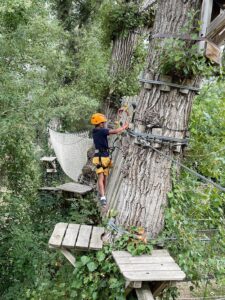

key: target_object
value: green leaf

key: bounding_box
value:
[96,251,105,262]
[87,262,98,272]
[81,256,91,265]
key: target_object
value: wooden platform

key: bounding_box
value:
[112,250,186,299]
[38,187,59,192]
[113,250,185,282]
[56,182,93,195]
[40,156,57,162]
[48,223,104,266]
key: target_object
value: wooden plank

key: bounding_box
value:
[123,270,186,282]
[56,182,93,195]
[205,41,221,64]
[46,168,57,173]
[40,156,56,162]
[60,249,76,267]
[113,256,175,264]
[152,281,169,297]
[126,281,142,289]
[112,250,170,258]
[213,28,225,45]
[136,283,155,300]
[89,227,105,250]
[62,224,80,249]
[207,10,225,39]
[199,0,213,50]
[119,263,181,272]
[39,187,59,192]
[75,225,92,249]
[48,223,68,248]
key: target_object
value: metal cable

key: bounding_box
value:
[128,130,225,192]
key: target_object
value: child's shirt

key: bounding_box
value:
[92,128,109,157]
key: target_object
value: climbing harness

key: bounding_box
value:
[94,148,113,170]
[127,129,225,192]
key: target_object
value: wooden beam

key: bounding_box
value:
[48,223,68,248]
[199,0,213,50]
[212,27,225,45]
[205,41,221,64]
[136,283,155,300]
[206,10,225,42]
[60,249,76,267]
[152,281,169,297]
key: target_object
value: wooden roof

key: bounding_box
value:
[112,250,186,282]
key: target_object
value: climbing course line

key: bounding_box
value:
[127,130,225,192]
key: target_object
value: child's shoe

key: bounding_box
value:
[100,196,108,215]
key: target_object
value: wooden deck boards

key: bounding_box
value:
[48,223,104,251]
[89,227,105,250]
[75,225,92,249]
[112,250,186,282]
[62,224,80,248]
[56,182,93,195]
[48,222,68,248]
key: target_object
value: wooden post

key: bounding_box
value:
[136,283,155,300]
[152,128,162,149]
[159,75,172,92]
[144,73,153,90]
[199,0,213,50]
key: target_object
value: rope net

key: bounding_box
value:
[49,128,93,181]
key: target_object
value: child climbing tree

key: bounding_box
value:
[113,0,207,237]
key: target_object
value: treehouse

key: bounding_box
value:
[201,0,225,64]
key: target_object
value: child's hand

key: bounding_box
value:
[123,122,129,130]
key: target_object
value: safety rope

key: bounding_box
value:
[127,129,225,192]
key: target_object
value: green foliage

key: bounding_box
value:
[163,175,225,282]
[159,80,225,296]
[113,227,153,256]
[159,38,210,79]
[52,0,103,30]
[100,0,155,46]
[188,80,225,185]
[66,194,101,225]
[75,22,111,102]
[159,11,215,79]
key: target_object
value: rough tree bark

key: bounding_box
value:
[105,0,155,118]
[109,32,140,77]
[112,0,202,237]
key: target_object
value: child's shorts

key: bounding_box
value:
[92,156,113,176]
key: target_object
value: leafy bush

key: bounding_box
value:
[159,38,209,79]
[158,11,216,80]
[100,0,155,46]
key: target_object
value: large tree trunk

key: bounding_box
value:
[109,32,140,77]
[111,0,202,237]
[105,31,141,122]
